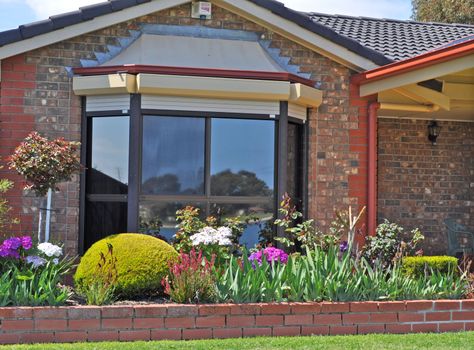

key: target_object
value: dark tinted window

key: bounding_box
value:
[142,116,205,195]
[87,117,129,194]
[210,119,274,197]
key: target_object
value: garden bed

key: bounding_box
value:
[1,300,474,344]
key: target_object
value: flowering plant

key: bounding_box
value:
[9,132,81,197]
[0,236,32,259]
[248,247,288,267]
[0,235,72,306]
[162,249,217,303]
[190,226,233,246]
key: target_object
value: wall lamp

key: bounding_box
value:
[428,120,441,145]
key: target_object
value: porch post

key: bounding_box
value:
[128,93,141,232]
[277,101,288,237]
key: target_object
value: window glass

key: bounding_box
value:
[142,116,205,195]
[84,201,127,250]
[87,117,129,194]
[287,122,303,203]
[210,119,275,197]
[210,202,274,247]
[139,201,206,242]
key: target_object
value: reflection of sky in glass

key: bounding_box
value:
[92,117,129,184]
[142,116,205,194]
[211,119,275,188]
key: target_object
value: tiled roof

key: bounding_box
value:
[0,0,473,66]
[307,12,474,61]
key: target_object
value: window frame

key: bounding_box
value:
[79,95,308,253]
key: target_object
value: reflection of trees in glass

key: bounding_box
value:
[211,170,273,197]
[142,174,204,195]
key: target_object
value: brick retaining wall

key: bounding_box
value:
[0,300,473,344]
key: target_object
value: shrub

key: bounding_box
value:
[402,256,458,278]
[8,132,81,197]
[362,220,424,268]
[0,164,19,235]
[74,234,177,298]
[162,249,217,304]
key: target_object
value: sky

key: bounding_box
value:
[0,0,413,32]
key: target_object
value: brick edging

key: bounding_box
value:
[0,300,473,344]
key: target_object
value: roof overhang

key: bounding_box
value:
[0,0,381,77]
[354,38,474,121]
[72,66,323,108]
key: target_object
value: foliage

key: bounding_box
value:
[402,256,459,278]
[362,220,424,268]
[215,246,466,303]
[162,249,217,304]
[78,243,117,305]
[0,164,19,235]
[274,193,365,253]
[74,234,177,298]
[411,0,474,24]
[273,193,320,250]
[173,206,244,264]
[8,132,81,197]
[0,236,72,306]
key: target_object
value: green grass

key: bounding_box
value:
[1,332,474,350]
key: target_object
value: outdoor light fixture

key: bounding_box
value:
[428,120,441,145]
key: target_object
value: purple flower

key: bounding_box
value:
[248,248,288,267]
[3,237,22,250]
[248,250,263,267]
[21,236,32,250]
[339,241,348,253]
[263,247,288,264]
[26,255,46,268]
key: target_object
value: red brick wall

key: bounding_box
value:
[0,54,37,235]
[378,118,474,254]
[0,3,366,253]
[0,300,472,344]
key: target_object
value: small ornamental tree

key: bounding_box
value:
[9,132,81,197]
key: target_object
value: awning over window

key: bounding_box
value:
[103,34,284,72]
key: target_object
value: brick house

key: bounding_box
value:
[0,0,473,255]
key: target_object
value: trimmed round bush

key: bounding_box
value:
[74,233,177,298]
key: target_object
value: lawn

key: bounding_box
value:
[1,332,473,350]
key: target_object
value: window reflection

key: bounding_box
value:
[139,201,205,242]
[210,202,274,247]
[87,117,129,194]
[142,116,205,195]
[211,119,274,197]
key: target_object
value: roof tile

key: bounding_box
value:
[307,12,474,61]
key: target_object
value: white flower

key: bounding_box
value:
[189,226,233,246]
[37,242,63,257]
[52,258,59,265]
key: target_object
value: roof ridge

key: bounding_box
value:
[306,11,474,28]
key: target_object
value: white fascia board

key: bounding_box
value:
[0,0,189,60]
[215,0,379,71]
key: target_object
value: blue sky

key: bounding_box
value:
[0,0,413,32]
